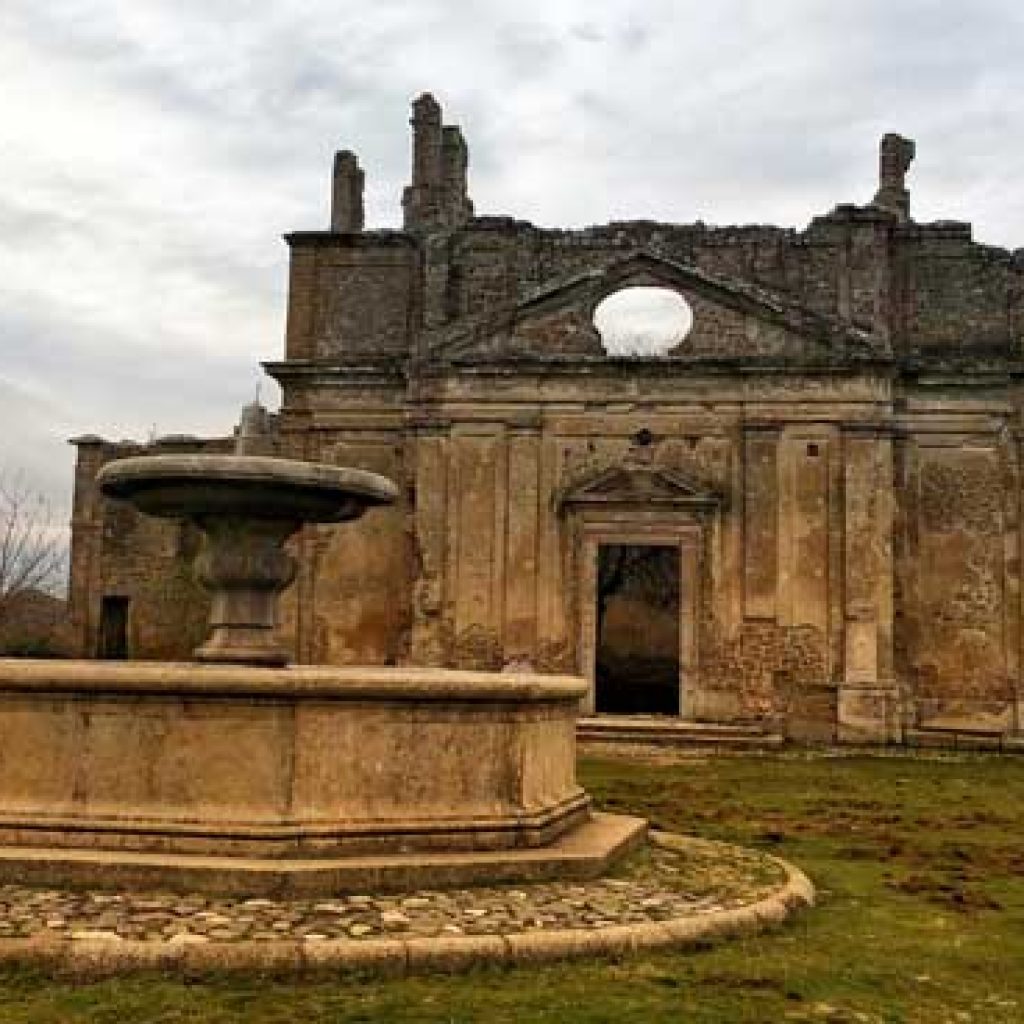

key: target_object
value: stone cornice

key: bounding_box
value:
[262,360,408,383]
[284,230,416,249]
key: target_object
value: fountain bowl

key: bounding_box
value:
[97,454,397,523]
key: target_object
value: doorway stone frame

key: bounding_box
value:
[577,526,700,716]
[557,464,721,717]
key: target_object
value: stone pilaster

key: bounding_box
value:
[838,424,900,743]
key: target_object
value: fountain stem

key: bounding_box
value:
[193,515,300,665]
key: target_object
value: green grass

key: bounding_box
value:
[0,752,1022,1023]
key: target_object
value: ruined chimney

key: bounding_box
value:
[872,133,916,222]
[331,150,365,232]
[410,93,443,190]
[441,124,473,224]
[402,93,473,232]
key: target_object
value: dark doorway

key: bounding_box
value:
[97,595,130,659]
[595,544,680,714]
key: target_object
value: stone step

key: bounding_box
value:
[904,727,1019,752]
[577,716,784,748]
[0,813,648,897]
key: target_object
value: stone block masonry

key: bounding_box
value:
[70,95,1024,744]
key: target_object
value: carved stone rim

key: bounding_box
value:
[97,455,397,527]
[0,660,589,702]
[99,455,396,504]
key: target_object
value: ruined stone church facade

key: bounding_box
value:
[69,95,1024,743]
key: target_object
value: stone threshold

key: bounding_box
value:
[905,727,1024,752]
[578,716,784,748]
[0,835,814,977]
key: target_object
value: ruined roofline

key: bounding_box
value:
[326,92,474,236]
[463,211,1013,251]
[320,100,1022,256]
[464,215,800,238]
[531,217,1024,264]
[288,215,1019,263]
[68,433,234,451]
[70,410,281,452]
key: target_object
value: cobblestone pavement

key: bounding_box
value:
[0,838,784,945]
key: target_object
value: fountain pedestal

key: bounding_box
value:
[192,517,299,665]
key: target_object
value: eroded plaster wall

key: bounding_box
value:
[68,437,224,661]
[68,97,1024,741]
[285,367,894,736]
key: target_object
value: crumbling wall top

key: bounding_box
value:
[402,93,474,233]
[872,132,916,222]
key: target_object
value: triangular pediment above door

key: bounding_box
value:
[558,464,721,509]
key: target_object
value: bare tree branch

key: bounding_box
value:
[0,470,67,625]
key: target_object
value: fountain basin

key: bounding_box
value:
[0,661,591,866]
[13,439,645,897]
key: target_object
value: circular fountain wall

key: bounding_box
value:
[0,442,644,895]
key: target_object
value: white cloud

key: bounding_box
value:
[1,0,1022,549]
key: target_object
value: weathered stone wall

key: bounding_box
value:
[418,210,1023,358]
[895,413,1020,715]
[293,215,1022,373]
[69,96,1024,740]
[68,436,231,660]
[897,227,1021,356]
[279,367,885,731]
[283,234,416,362]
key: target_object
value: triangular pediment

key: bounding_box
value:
[558,464,721,508]
[430,250,887,366]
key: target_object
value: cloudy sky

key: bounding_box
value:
[2,0,1023,537]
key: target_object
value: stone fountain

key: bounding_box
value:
[0,409,644,895]
[97,455,395,666]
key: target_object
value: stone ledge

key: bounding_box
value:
[0,834,814,977]
[0,791,593,858]
[0,659,587,701]
[578,717,784,749]
[0,813,646,897]
[905,728,1014,752]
